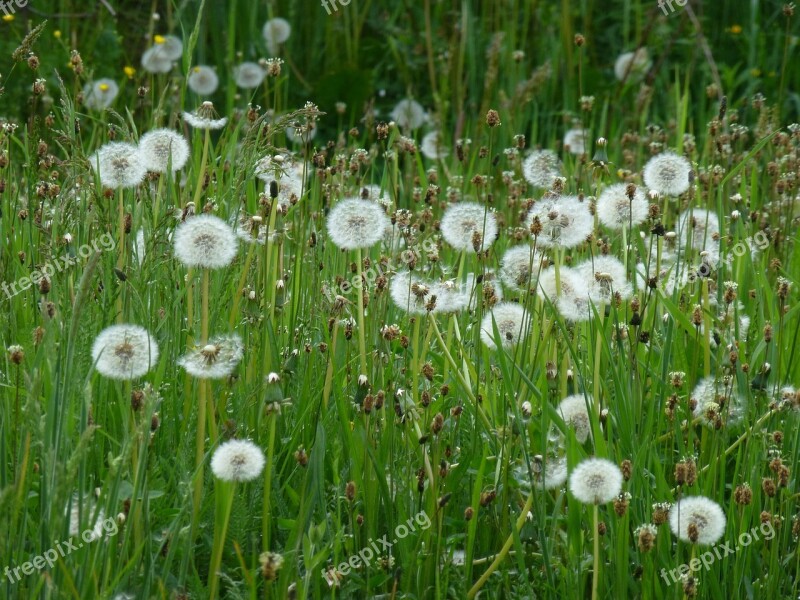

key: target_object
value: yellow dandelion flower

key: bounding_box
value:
[729,24,743,34]
[154,34,166,44]
[2,14,14,22]
[54,30,62,38]
[123,66,136,78]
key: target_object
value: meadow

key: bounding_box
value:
[1,0,799,598]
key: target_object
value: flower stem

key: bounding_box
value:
[355,247,368,380]
[262,413,277,552]
[467,490,534,599]
[208,480,236,598]
[592,504,600,600]
[116,187,126,322]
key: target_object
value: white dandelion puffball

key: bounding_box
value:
[210,439,266,482]
[466,271,504,311]
[178,334,244,379]
[420,131,450,160]
[430,279,469,314]
[576,255,633,304]
[187,65,219,96]
[83,79,119,110]
[255,154,306,206]
[535,456,569,490]
[690,376,744,426]
[263,18,291,53]
[538,266,593,322]
[234,62,266,89]
[522,149,561,190]
[480,302,528,350]
[327,198,391,250]
[286,123,317,145]
[390,271,432,315]
[91,324,159,380]
[500,245,548,293]
[569,457,623,505]
[614,47,651,82]
[174,214,238,269]
[643,152,692,197]
[669,496,727,545]
[152,35,183,61]
[67,496,106,541]
[597,183,649,230]
[90,142,147,189]
[563,128,588,155]
[526,195,593,249]
[138,129,190,173]
[183,102,228,130]
[677,208,720,253]
[557,394,593,443]
[141,46,173,74]
[390,99,427,131]
[440,202,498,253]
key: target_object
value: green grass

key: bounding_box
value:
[1,1,799,598]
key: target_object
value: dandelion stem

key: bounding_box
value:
[355,246,368,380]
[428,312,491,432]
[208,481,236,599]
[322,322,340,409]
[467,490,534,599]
[262,413,277,552]
[190,129,210,210]
[116,187,126,322]
[592,503,600,600]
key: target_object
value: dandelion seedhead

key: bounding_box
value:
[596,183,649,230]
[563,128,589,155]
[643,152,692,197]
[569,457,624,505]
[557,394,593,443]
[533,455,569,490]
[669,496,727,545]
[614,47,651,82]
[83,79,119,110]
[187,65,220,96]
[138,128,190,173]
[526,195,593,249]
[326,197,391,250]
[420,131,450,160]
[183,101,228,130]
[263,18,291,54]
[210,439,266,482]
[178,334,244,379]
[499,245,548,293]
[522,149,562,190]
[440,202,498,253]
[90,142,147,189]
[390,98,427,131]
[91,324,159,380]
[174,214,239,269]
[234,62,266,89]
[479,302,528,350]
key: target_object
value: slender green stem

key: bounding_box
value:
[355,247,368,380]
[467,491,534,599]
[208,481,236,598]
[592,504,600,600]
